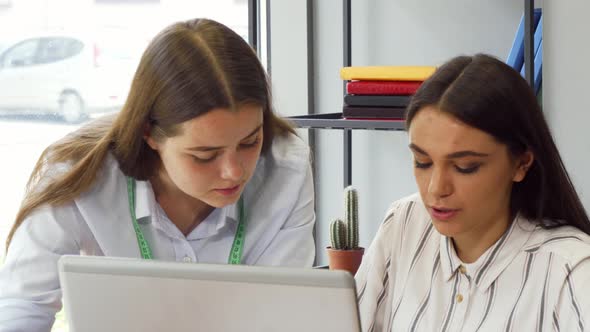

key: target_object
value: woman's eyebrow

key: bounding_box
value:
[409,143,428,156]
[187,124,263,151]
[409,143,489,158]
[446,150,489,158]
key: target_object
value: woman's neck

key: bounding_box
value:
[453,212,513,264]
[149,172,214,236]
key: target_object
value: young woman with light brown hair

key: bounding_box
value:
[0,18,315,331]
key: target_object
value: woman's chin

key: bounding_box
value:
[431,219,462,238]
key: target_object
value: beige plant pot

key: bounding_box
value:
[326,247,365,275]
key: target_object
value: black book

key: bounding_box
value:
[342,105,406,119]
[344,94,411,107]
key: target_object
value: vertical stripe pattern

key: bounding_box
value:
[355,194,590,332]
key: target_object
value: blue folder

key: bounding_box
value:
[506,9,542,72]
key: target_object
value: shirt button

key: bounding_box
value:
[456,294,464,303]
[459,265,467,274]
[182,256,193,263]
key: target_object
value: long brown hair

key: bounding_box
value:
[406,54,590,234]
[7,18,294,249]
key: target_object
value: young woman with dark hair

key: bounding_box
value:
[0,19,315,331]
[356,54,590,331]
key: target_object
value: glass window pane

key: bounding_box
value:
[1,39,39,67]
[0,2,250,330]
[36,37,83,64]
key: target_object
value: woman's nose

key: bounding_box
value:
[428,167,453,198]
[220,153,244,181]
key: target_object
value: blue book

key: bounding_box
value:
[533,41,543,95]
[520,16,543,94]
[506,9,542,72]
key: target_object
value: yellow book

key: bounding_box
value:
[340,66,436,81]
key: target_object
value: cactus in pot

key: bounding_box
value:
[327,186,364,274]
[330,186,359,249]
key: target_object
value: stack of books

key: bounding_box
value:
[340,66,436,120]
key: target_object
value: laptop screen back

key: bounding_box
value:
[58,256,361,332]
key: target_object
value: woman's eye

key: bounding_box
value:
[455,164,480,174]
[192,154,217,163]
[240,138,260,148]
[414,160,432,169]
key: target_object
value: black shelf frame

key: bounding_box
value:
[287,0,536,189]
[524,0,535,87]
[289,113,405,131]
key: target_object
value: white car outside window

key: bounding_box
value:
[0,31,142,123]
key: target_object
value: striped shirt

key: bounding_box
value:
[356,193,590,332]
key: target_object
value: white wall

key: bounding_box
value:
[268,1,562,265]
[312,0,523,264]
[268,1,312,119]
[543,1,590,211]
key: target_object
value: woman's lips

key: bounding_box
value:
[215,185,241,196]
[429,207,460,221]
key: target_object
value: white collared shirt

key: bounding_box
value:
[0,133,315,332]
[356,193,590,332]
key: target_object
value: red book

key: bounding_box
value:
[346,81,422,95]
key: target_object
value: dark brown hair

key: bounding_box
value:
[406,53,590,234]
[7,18,294,249]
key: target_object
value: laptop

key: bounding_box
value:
[58,255,361,332]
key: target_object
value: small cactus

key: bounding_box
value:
[330,218,347,250]
[329,186,360,250]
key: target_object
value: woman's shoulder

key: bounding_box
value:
[13,155,124,251]
[265,133,310,171]
[373,193,433,246]
[381,193,429,227]
[247,133,311,195]
[71,152,124,197]
[70,153,139,256]
[366,193,436,266]
[33,153,127,218]
[524,221,590,267]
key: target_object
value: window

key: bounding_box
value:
[0,1,250,331]
[1,39,39,68]
[36,38,83,64]
[95,0,160,3]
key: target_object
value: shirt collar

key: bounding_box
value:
[185,202,240,240]
[439,236,460,282]
[134,180,153,222]
[225,201,240,225]
[134,179,241,239]
[439,214,536,291]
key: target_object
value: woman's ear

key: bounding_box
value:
[513,150,534,182]
[143,123,158,150]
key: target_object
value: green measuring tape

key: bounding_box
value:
[126,177,246,264]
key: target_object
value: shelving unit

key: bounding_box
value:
[289,113,405,131]
[287,0,536,188]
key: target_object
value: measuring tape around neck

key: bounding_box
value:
[126,177,246,264]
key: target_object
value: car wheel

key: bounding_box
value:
[60,92,86,123]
